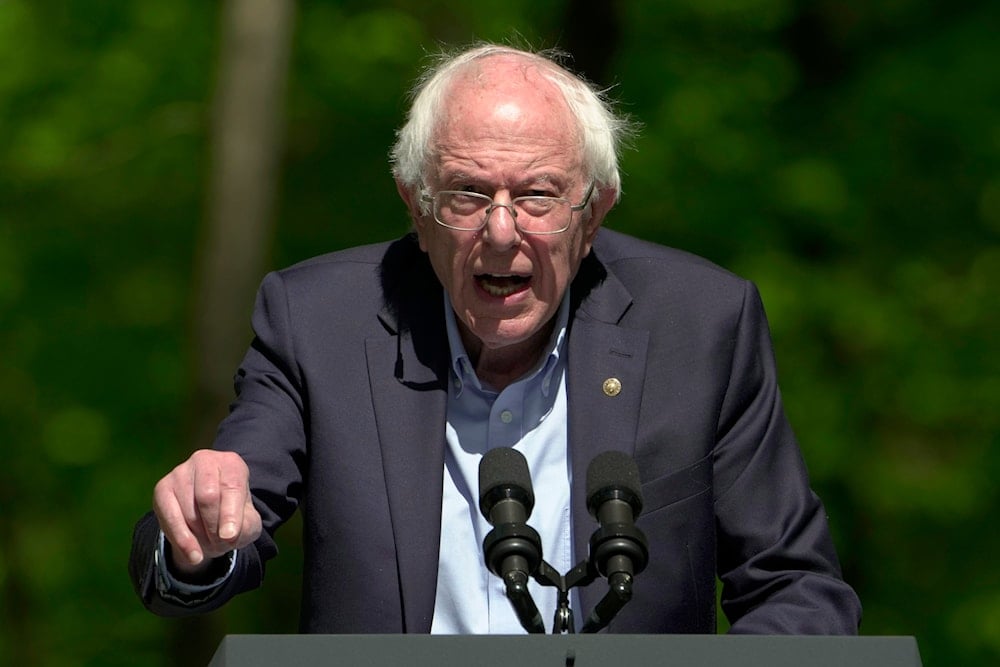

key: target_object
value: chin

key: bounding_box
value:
[478,320,547,350]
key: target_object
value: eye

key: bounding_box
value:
[454,183,489,195]
[522,181,564,198]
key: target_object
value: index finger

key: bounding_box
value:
[217,467,250,541]
[193,452,250,543]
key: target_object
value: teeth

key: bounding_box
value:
[477,274,529,297]
[482,282,519,297]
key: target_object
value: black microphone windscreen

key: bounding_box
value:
[586,451,643,515]
[479,447,535,515]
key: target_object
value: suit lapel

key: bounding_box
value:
[368,238,450,633]
[366,329,448,633]
[566,260,649,618]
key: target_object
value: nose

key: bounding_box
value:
[482,199,522,250]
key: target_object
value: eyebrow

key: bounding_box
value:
[438,171,565,190]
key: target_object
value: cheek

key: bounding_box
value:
[423,233,470,288]
[543,234,589,286]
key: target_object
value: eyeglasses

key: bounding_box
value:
[421,182,595,235]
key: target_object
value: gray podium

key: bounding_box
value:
[208,634,922,667]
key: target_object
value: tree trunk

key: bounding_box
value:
[177,0,296,663]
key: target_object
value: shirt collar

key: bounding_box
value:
[443,290,570,398]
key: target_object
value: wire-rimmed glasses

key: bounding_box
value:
[421,181,595,235]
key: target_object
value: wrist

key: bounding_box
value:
[158,532,235,586]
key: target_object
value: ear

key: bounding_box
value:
[582,184,618,246]
[395,178,431,251]
[395,178,420,222]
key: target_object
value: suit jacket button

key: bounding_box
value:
[603,377,622,397]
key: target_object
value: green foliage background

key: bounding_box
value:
[1,0,997,664]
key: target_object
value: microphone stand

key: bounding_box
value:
[482,522,547,633]
[524,553,638,634]
[579,517,649,633]
[530,561,578,634]
[503,558,546,634]
[505,514,649,634]
[482,509,637,634]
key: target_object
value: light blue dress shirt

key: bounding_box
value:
[430,293,578,634]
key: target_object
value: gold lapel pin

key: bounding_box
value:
[602,377,622,397]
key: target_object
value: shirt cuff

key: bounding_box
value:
[154,530,237,605]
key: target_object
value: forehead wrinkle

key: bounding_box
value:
[435,151,577,187]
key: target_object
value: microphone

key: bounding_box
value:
[479,446,535,529]
[478,447,545,633]
[585,450,649,584]
[580,451,649,632]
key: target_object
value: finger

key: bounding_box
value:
[192,459,224,548]
[217,467,250,542]
[190,451,253,553]
[153,476,206,566]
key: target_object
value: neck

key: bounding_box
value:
[460,322,554,392]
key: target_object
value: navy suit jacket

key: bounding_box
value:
[130,229,861,634]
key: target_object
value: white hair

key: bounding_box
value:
[390,44,635,206]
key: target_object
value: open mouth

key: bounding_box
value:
[475,273,531,297]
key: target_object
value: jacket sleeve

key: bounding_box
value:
[128,511,277,616]
[713,281,862,634]
[127,270,299,616]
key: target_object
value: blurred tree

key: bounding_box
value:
[179,1,297,663]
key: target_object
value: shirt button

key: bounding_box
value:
[500,410,513,424]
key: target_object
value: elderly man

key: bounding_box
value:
[130,44,861,634]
